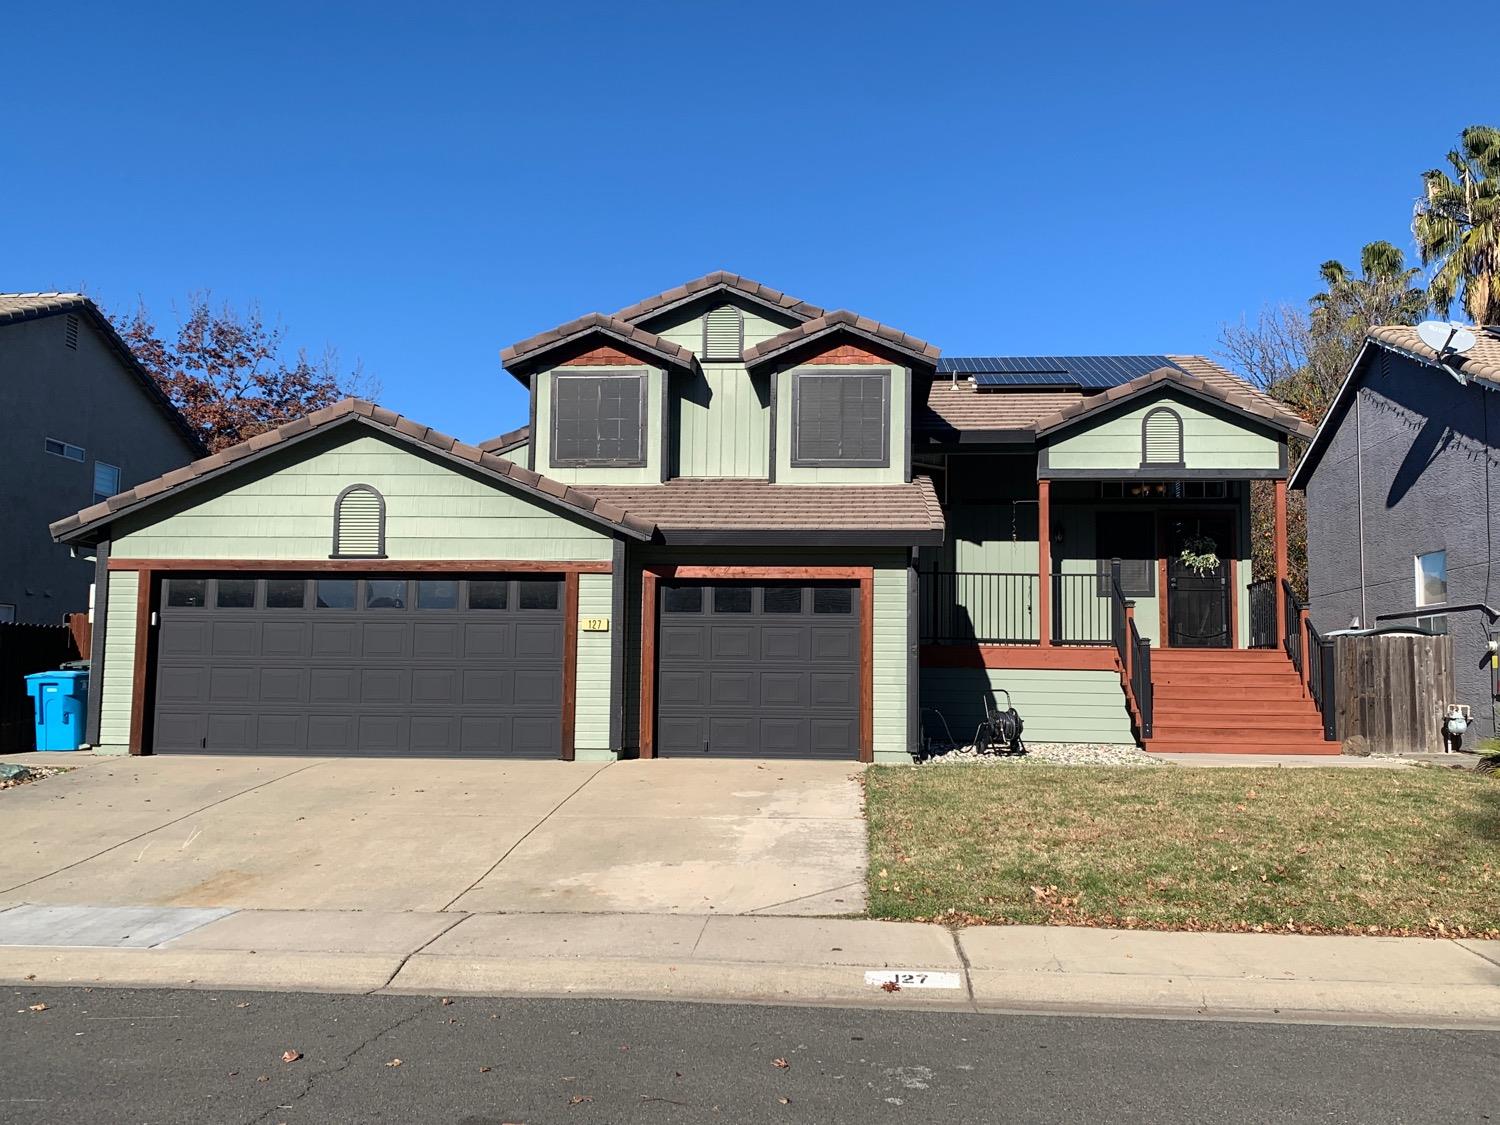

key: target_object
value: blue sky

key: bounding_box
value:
[3,1,1486,442]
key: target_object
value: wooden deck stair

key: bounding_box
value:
[1145,649,1337,755]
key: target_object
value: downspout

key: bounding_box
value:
[1354,386,1368,627]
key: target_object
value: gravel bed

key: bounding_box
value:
[919,742,1163,767]
[0,763,72,790]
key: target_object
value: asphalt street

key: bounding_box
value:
[1,987,1495,1124]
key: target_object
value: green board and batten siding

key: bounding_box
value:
[573,572,615,760]
[97,570,139,753]
[871,564,911,763]
[671,367,771,478]
[1044,391,1281,473]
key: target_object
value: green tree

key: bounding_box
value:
[1413,124,1500,325]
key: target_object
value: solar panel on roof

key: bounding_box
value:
[938,355,1184,390]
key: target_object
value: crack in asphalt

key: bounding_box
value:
[244,1002,428,1125]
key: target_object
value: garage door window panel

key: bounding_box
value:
[468,581,509,610]
[365,579,407,609]
[167,578,207,608]
[316,579,357,609]
[266,579,308,609]
[662,585,704,614]
[216,579,257,609]
[517,580,560,610]
[417,580,458,610]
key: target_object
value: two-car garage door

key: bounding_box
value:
[152,574,564,757]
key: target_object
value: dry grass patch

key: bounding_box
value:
[865,764,1500,937]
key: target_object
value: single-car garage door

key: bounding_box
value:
[656,581,861,759]
[152,574,564,757]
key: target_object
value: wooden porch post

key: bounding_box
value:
[1273,478,1289,647]
[1037,478,1052,647]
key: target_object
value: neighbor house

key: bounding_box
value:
[1,293,203,624]
[50,273,1331,761]
[1291,324,1500,740]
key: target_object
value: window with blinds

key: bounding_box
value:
[701,305,744,360]
[1095,511,1157,598]
[1141,406,1185,467]
[550,372,646,465]
[332,484,386,558]
[791,371,890,466]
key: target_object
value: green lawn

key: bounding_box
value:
[864,765,1500,937]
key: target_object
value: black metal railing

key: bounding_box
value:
[919,571,1038,644]
[1130,615,1153,739]
[1306,619,1337,741]
[1052,572,1114,645]
[1247,578,1278,649]
[1283,578,1304,672]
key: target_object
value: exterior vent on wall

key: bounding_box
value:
[64,314,80,350]
[702,304,745,361]
[1141,406,1185,467]
[332,483,386,558]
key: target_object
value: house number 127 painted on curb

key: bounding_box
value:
[864,970,962,990]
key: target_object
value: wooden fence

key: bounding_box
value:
[0,623,83,752]
[1332,631,1454,755]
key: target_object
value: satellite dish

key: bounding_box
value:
[1416,320,1478,356]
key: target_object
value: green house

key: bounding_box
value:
[52,273,1331,763]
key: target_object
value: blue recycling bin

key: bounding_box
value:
[24,669,90,751]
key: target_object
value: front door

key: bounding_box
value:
[1166,516,1232,648]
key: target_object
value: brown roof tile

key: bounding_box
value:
[613,271,825,325]
[1367,324,1500,387]
[1031,366,1314,438]
[742,310,941,369]
[50,398,655,544]
[500,312,695,378]
[917,384,1084,435]
[477,424,530,455]
[584,477,945,541]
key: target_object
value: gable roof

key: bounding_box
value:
[613,271,825,326]
[500,312,695,381]
[50,399,656,546]
[477,424,529,455]
[0,292,207,456]
[1033,365,1314,438]
[742,310,941,370]
[1289,325,1500,491]
[1366,324,1500,388]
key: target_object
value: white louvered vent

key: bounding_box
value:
[333,485,385,557]
[1142,407,1184,465]
[701,305,744,360]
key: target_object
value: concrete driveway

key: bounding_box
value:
[0,754,867,916]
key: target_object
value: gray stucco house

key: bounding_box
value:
[50,272,1330,762]
[1292,324,1500,740]
[1,293,203,625]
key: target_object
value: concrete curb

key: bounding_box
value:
[2,908,1498,1028]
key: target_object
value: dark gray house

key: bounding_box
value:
[1291,324,1500,739]
[0,293,203,625]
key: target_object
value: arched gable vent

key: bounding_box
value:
[701,304,745,361]
[1141,406,1185,467]
[332,484,386,558]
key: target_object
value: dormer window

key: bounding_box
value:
[702,305,744,361]
[551,371,646,466]
[791,370,890,467]
[1140,406,1185,468]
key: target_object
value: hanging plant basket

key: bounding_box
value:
[1179,534,1221,576]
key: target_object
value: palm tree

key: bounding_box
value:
[1413,125,1500,325]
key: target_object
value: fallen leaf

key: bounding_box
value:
[281,1050,302,1064]
[385,1058,402,1068]
[779,1096,790,1105]
[569,1094,593,1106]
[881,981,901,993]
[256,1075,269,1083]
[28,1003,48,1012]
[772,1058,789,1069]
[441,997,453,1006]
[479,1066,492,1073]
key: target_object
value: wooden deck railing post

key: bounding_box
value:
[1273,478,1288,648]
[1037,478,1052,647]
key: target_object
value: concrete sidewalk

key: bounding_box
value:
[1,905,1496,1029]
